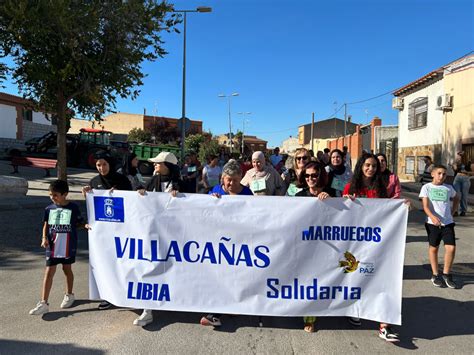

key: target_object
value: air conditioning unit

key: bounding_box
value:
[392,97,404,110]
[436,94,452,110]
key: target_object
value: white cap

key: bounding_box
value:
[148,152,178,165]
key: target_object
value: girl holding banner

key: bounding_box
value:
[342,153,400,342]
[81,152,132,312]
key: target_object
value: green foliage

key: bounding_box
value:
[184,133,206,154]
[198,139,220,164]
[184,133,220,163]
[0,0,180,178]
[127,128,151,143]
[0,0,180,118]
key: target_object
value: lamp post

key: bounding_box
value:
[174,6,212,161]
[237,112,251,155]
[218,92,239,153]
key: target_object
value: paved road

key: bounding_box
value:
[0,162,473,354]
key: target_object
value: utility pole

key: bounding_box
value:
[344,103,347,147]
[310,112,315,152]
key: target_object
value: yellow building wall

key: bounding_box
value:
[69,113,145,135]
[443,66,474,163]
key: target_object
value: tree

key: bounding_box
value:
[148,117,178,144]
[184,133,219,163]
[0,1,180,180]
[127,128,151,144]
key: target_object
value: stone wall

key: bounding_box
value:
[398,144,442,181]
[22,120,56,141]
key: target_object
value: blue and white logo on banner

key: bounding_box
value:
[94,196,125,222]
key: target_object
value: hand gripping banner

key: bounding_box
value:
[86,190,408,325]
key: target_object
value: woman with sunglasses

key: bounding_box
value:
[241,151,284,196]
[375,153,401,198]
[296,161,330,199]
[294,161,330,333]
[283,148,311,196]
[325,149,353,197]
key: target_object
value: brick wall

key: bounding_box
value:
[22,120,57,141]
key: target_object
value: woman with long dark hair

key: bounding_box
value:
[375,153,401,198]
[118,152,145,191]
[342,153,400,342]
[343,153,387,198]
[143,152,182,194]
[134,151,182,327]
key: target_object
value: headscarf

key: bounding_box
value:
[251,151,268,178]
[92,153,132,190]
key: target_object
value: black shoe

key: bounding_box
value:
[431,274,443,287]
[442,274,457,289]
[453,211,459,217]
[98,301,113,310]
[460,212,466,216]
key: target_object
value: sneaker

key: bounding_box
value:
[200,314,222,327]
[460,212,466,216]
[348,317,362,326]
[29,301,49,315]
[60,293,75,309]
[133,309,153,326]
[431,274,443,287]
[442,274,457,289]
[379,326,400,342]
[98,301,113,310]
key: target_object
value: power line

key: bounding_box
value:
[346,89,397,105]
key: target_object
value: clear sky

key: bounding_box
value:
[2,0,473,147]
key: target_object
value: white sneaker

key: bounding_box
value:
[29,301,49,315]
[60,293,75,309]
[133,309,153,326]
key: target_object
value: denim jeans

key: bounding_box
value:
[453,175,471,213]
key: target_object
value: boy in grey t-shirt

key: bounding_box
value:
[419,165,459,289]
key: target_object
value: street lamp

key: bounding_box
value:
[237,112,251,155]
[218,92,239,153]
[174,6,212,161]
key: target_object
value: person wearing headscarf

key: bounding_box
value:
[81,151,132,312]
[83,152,132,192]
[117,152,145,191]
[325,149,353,197]
[240,151,284,196]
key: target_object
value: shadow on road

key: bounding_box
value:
[403,263,474,288]
[0,339,104,354]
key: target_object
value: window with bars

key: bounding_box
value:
[408,97,428,129]
[405,156,415,174]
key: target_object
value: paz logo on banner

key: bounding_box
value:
[86,191,408,325]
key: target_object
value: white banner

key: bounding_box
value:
[86,190,408,325]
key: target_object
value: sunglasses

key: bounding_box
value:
[296,156,308,161]
[304,173,319,179]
